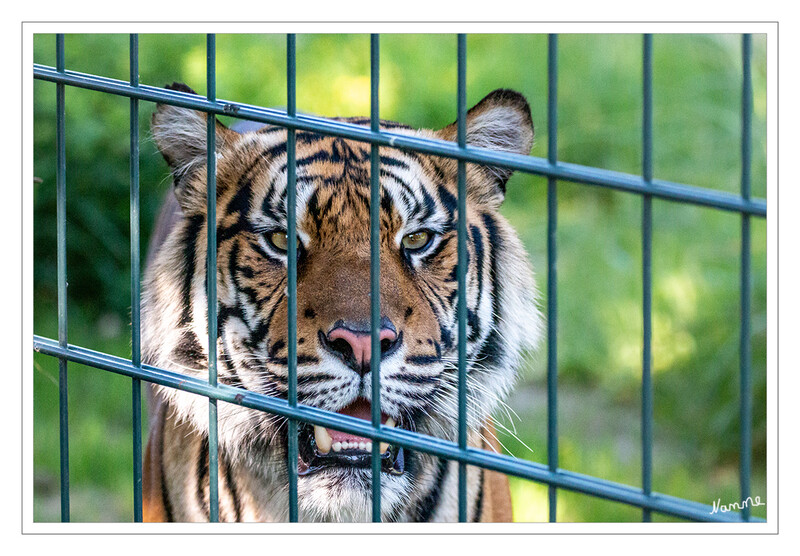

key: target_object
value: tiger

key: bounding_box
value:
[141,82,542,523]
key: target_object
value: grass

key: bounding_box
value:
[33,302,147,522]
[32,32,767,522]
[501,381,767,522]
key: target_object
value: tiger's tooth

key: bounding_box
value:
[314,425,332,454]
[332,441,342,453]
[380,418,395,453]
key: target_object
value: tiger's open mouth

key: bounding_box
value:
[297,398,405,477]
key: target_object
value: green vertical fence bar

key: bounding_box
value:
[456,33,468,523]
[739,33,753,522]
[286,33,300,524]
[369,33,382,523]
[129,33,143,523]
[641,33,654,523]
[56,33,70,523]
[206,33,220,523]
[546,33,559,524]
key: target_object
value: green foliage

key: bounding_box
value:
[33,33,767,522]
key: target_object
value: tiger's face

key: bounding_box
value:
[143,85,541,522]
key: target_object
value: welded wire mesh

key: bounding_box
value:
[32,32,765,524]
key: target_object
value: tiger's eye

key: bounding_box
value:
[268,231,299,252]
[402,231,432,251]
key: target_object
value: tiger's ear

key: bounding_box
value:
[435,89,534,208]
[151,82,236,210]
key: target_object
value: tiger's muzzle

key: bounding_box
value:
[297,398,405,476]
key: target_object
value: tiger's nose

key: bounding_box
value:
[321,321,401,375]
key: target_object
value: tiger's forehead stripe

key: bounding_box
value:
[239,132,453,244]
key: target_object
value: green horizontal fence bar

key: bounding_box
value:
[33,334,762,523]
[34,33,767,524]
[32,64,766,218]
[129,32,143,523]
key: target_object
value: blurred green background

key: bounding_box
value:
[32,33,767,522]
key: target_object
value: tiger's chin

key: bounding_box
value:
[296,465,411,522]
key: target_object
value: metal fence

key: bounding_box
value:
[32,32,767,524]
